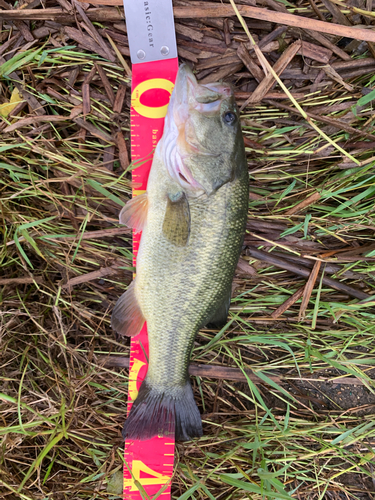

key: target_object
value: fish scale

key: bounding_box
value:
[139,157,248,387]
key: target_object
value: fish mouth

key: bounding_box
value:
[173,64,231,122]
[172,64,197,118]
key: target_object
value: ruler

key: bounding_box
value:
[122,1,178,498]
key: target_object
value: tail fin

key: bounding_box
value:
[123,380,203,442]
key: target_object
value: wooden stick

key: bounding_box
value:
[243,40,301,105]
[73,117,114,144]
[4,5,375,43]
[3,115,67,134]
[285,192,321,216]
[237,43,265,83]
[235,91,306,101]
[97,356,367,386]
[271,285,305,318]
[0,277,44,285]
[113,83,127,114]
[82,65,96,117]
[247,247,370,301]
[63,265,121,288]
[299,260,321,320]
[298,40,332,64]
[265,99,375,141]
[305,29,351,61]
[35,227,131,245]
[115,130,130,171]
[95,63,115,106]
[177,3,375,45]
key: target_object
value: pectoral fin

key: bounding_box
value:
[162,192,190,247]
[119,193,148,233]
[111,280,145,337]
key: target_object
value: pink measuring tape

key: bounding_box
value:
[122,1,178,498]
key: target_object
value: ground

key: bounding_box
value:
[1,0,375,499]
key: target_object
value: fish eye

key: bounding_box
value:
[223,111,236,125]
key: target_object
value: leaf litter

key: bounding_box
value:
[1,0,375,498]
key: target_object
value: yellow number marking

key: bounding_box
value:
[128,358,146,401]
[124,460,170,492]
[131,78,174,119]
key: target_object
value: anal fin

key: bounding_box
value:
[111,280,145,337]
[205,285,232,329]
[119,193,148,233]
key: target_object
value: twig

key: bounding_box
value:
[265,100,375,141]
[3,115,67,133]
[62,265,122,288]
[242,40,301,106]
[97,356,368,386]
[305,29,351,61]
[72,117,115,143]
[5,5,375,43]
[247,247,370,300]
[94,63,115,106]
[115,131,130,171]
[299,260,321,320]
[285,192,321,216]
[271,286,306,318]
[42,227,131,241]
[0,277,44,285]
[237,44,265,83]
[73,0,115,62]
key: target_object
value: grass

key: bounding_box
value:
[1,5,375,500]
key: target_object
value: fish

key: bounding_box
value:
[111,64,249,441]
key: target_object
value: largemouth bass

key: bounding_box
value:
[112,64,249,441]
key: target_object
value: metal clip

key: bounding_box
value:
[123,0,178,64]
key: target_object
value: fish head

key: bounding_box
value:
[161,64,245,196]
